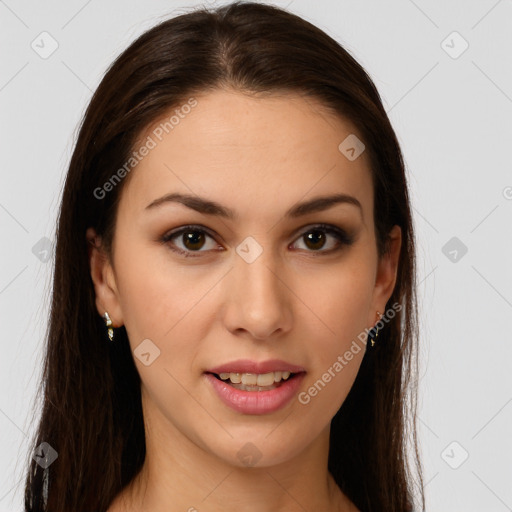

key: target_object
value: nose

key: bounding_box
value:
[221,246,293,341]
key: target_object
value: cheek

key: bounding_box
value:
[297,251,375,345]
[113,242,222,387]
[114,242,201,339]
[293,255,373,414]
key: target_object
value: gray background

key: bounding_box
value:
[1,0,511,510]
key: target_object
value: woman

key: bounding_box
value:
[24,2,424,510]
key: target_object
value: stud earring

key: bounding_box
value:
[368,310,382,347]
[103,311,114,341]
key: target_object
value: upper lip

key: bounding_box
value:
[207,359,306,375]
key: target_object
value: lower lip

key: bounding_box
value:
[204,372,306,415]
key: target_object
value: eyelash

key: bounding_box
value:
[160,223,354,258]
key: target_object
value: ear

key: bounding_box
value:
[369,225,401,324]
[86,227,124,327]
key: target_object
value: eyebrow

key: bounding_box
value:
[145,192,362,219]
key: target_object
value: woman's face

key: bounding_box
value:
[88,88,400,468]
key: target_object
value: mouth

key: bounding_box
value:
[207,370,303,392]
[204,359,307,413]
[204,369,307,414]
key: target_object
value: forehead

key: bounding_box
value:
[119,88,373,224]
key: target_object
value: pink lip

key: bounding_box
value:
[204,372,306,415]
[207,359,306,374]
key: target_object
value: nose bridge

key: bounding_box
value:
[242,249,279,300]
[223,237,292,338]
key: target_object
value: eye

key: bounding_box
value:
[290,223,354,253]
[160,223,354,258]
[160,225,221,257]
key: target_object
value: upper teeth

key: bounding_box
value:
[218,371,292,386]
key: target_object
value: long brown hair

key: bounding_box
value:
[23,2,424,510]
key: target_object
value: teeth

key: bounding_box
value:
[229,372,241,384]
[217,371,294,385]
[256,373,275,386]
[242,373,258,386]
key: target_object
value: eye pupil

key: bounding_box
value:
[304,230,326,250]
[183,231,205,250]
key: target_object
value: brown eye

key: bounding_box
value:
[161,223,353,258]
[303,229,327,250]
[291,224,354,253]
[181,230,207,251]
[161,225,220,257]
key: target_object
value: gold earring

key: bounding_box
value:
[103,312,114,341]
[369,310,381,347]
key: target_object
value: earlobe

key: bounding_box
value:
[86,227,123,327]
[371,225,402,317]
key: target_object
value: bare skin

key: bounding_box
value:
[87,87,401,512]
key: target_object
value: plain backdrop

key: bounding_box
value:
[1,0,511,510]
